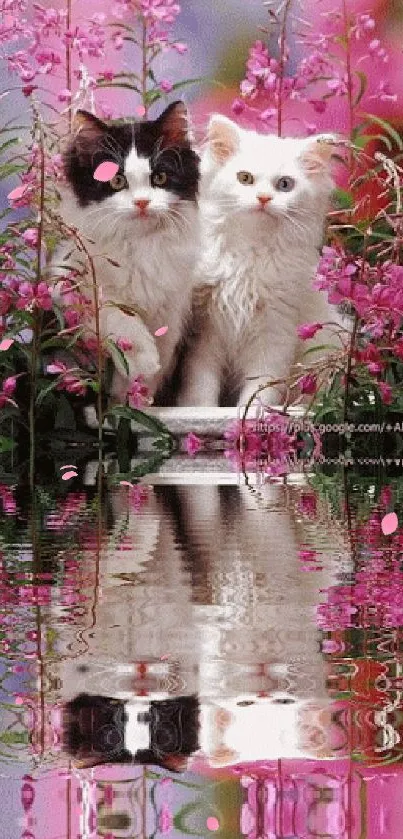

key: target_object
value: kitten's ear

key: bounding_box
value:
[300,134,339,175]
[157,101,191,148]
[207,115,241,164]
[69,110,108,161]
[72,110,108,140]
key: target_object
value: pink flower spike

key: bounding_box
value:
[185,432,202,457]
[93,161,119,182]
[0,338,14,351]
[155,326,168,337]
[7,185,28,202]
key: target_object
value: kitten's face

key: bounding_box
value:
[203,116,335,222]
[63,102,199,236]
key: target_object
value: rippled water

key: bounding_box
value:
[1,456,402,837]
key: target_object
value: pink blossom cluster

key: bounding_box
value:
[127,375,151,408]
[46,361,88,396]
[112,0,186,60]
[0,375,17,408]
[233,8,393,129]
[314,245,403,403]
[2,0,108,95]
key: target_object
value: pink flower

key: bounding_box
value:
[3,376,16,397]
[46,362,87,397]
[0,290,13,315]
[158,804,173,834]
[57,88,72,102]
[172,42,187,54]
[141,0,180,24]
[160,78,173,92]
[0,376,18,409]
[184,432,201,457]
[297,322,323,340]
[378,382,393,405]
[116,338,133,351]
[232,98,245,115]
[22,228,38,247]
[127,376,150,409]
[298,373,317,395]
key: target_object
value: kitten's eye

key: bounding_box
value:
[275,176,295,192]
[237,170,255,185]
[152,171,168,187]
[110,173,128,191]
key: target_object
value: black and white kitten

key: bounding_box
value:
[53,101,200,403]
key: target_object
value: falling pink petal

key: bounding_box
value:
[136,105,146,117]
[154,326,168,337]
[0,338,14,351]
[93,161,119,182]
[61,471,78,481]
[207,817,220,832]
[381,512,398,535]
[7,185,28,201]
[120,480,134,487]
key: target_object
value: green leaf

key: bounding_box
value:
[353,133,392,151]
[96,81,141,93]
[107,405,173,438]
[105,339,130,376]
[0,436,16,453]
[333,188,354,209]
[171,76,205,91]
[104,300,147,320]
[360,113,403,150]
[35,377,61,406]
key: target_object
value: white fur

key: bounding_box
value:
[51,146,199,403]
[179,117,341,407]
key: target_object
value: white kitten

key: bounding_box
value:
[179,115,340,407]
[50,102,200,404]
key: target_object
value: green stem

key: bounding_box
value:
[276,0,293,138]
[66,0,72,132]
[29,122,46,489]
[141,19,149,117]
[341,0,355,149]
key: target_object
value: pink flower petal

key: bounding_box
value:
[381,512,398,536]
[0,338,14,351]
[120,480,134,487]
[154,326,168,336]
[93,161,119,182]
[136,105,146,117]
[7,185,28,201]
[61,471,78,481]
[207,817,220,832]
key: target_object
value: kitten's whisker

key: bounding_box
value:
[166,207,191,231]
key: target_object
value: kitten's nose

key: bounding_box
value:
[258,194,271,206]
[134,198,150,211]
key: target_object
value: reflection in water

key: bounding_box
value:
[0,464,403,837]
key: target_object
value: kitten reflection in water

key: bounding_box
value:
[63,692,200,772]
[57,480,349,769]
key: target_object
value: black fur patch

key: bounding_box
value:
[63,102,199,207]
